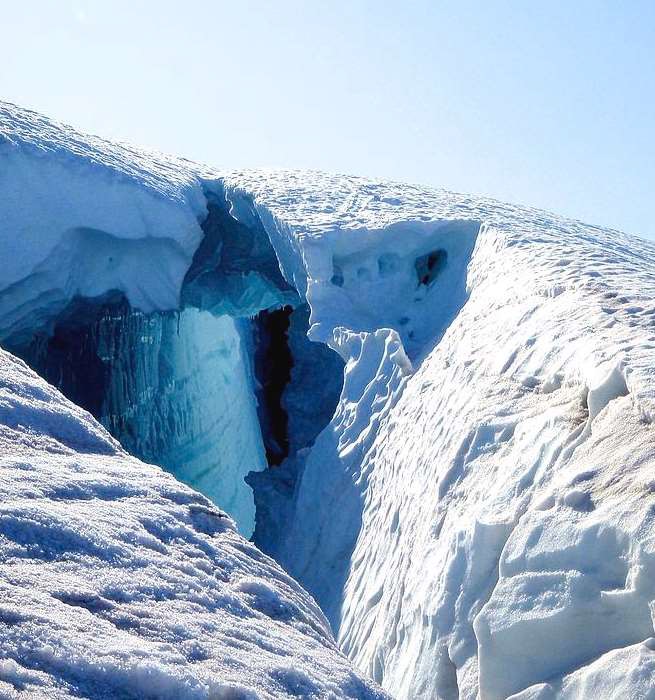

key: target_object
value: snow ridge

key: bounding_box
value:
[0,101,211,203]
[0,348,386,699]
[222,167,655,698]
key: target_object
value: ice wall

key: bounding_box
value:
[181,186,297,318]
[6,298,267,535]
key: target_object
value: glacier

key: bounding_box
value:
[0,345,385,699]
[2,101,655,699]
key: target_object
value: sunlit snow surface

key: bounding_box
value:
[224,171,655,700]
[2,101,655,699]
[0,348,385,699]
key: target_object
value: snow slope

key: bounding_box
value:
[0,346,386,699]
[2,101,655,699]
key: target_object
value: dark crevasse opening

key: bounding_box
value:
[250,303,345,469]
[1,187,344,539]
[246,302,345,554]
[253,306,294,466]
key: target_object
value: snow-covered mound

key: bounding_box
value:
[0,347,386,699]
[2,101,655,699]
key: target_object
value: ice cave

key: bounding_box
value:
[1,186,346,538]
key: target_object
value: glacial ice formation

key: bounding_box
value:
[0,117,339,537]
[2,101,655,699]
[6,298,268,533]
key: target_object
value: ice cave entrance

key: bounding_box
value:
[1,189,480,541]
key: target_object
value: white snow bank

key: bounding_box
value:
[0,102,210,341]
[224,184,480,360]
[509,639,655,699]
[0,347,387,699]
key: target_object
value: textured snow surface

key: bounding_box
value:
[3,101,655,699]
[0,348,386,699]
[224,163,655,698]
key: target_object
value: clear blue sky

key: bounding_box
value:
[2,1,654,239]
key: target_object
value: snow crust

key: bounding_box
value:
[220,173,655,698]
[0,347,386,699]
[2,101,655,698]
